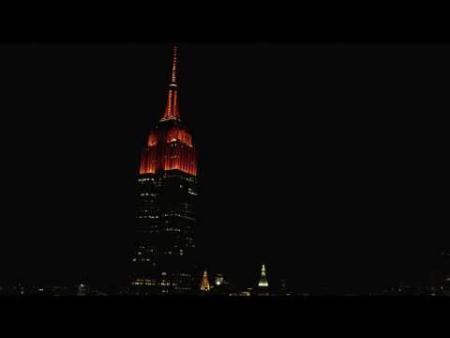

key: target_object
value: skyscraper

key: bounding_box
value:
[131,46,198,294]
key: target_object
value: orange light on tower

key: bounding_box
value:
[139,45,197,177]
[133,45,198,295]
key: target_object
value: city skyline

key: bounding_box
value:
[1,43,449,295]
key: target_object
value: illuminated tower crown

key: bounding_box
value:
[139,45,197,176]
[257,264,269,288]
[200,270,211,292]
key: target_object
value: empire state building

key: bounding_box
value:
[131,46,198,294]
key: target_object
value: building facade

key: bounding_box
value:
[131,46,199,294]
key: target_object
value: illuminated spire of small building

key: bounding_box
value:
[161,45,181,121]
[200,270,211,292]
[258,264,269,288]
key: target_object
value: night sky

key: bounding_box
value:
[1,43,449,294]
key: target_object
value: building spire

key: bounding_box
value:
[161,45,181,121]
[258,264,269,288]
[170,45,178,86]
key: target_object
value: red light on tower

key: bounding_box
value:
[139,45,197,177]
[161,46,181,122]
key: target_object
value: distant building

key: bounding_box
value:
[229,289,252,297]
[209,273,233,295]
[279,279,293,296]
[442,275,450,296]
[200,270,211,292]
[214,274,224,287]
[77,283,89,296]
[254,264,270,296]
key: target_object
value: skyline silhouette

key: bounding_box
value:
[1,43,449,294]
